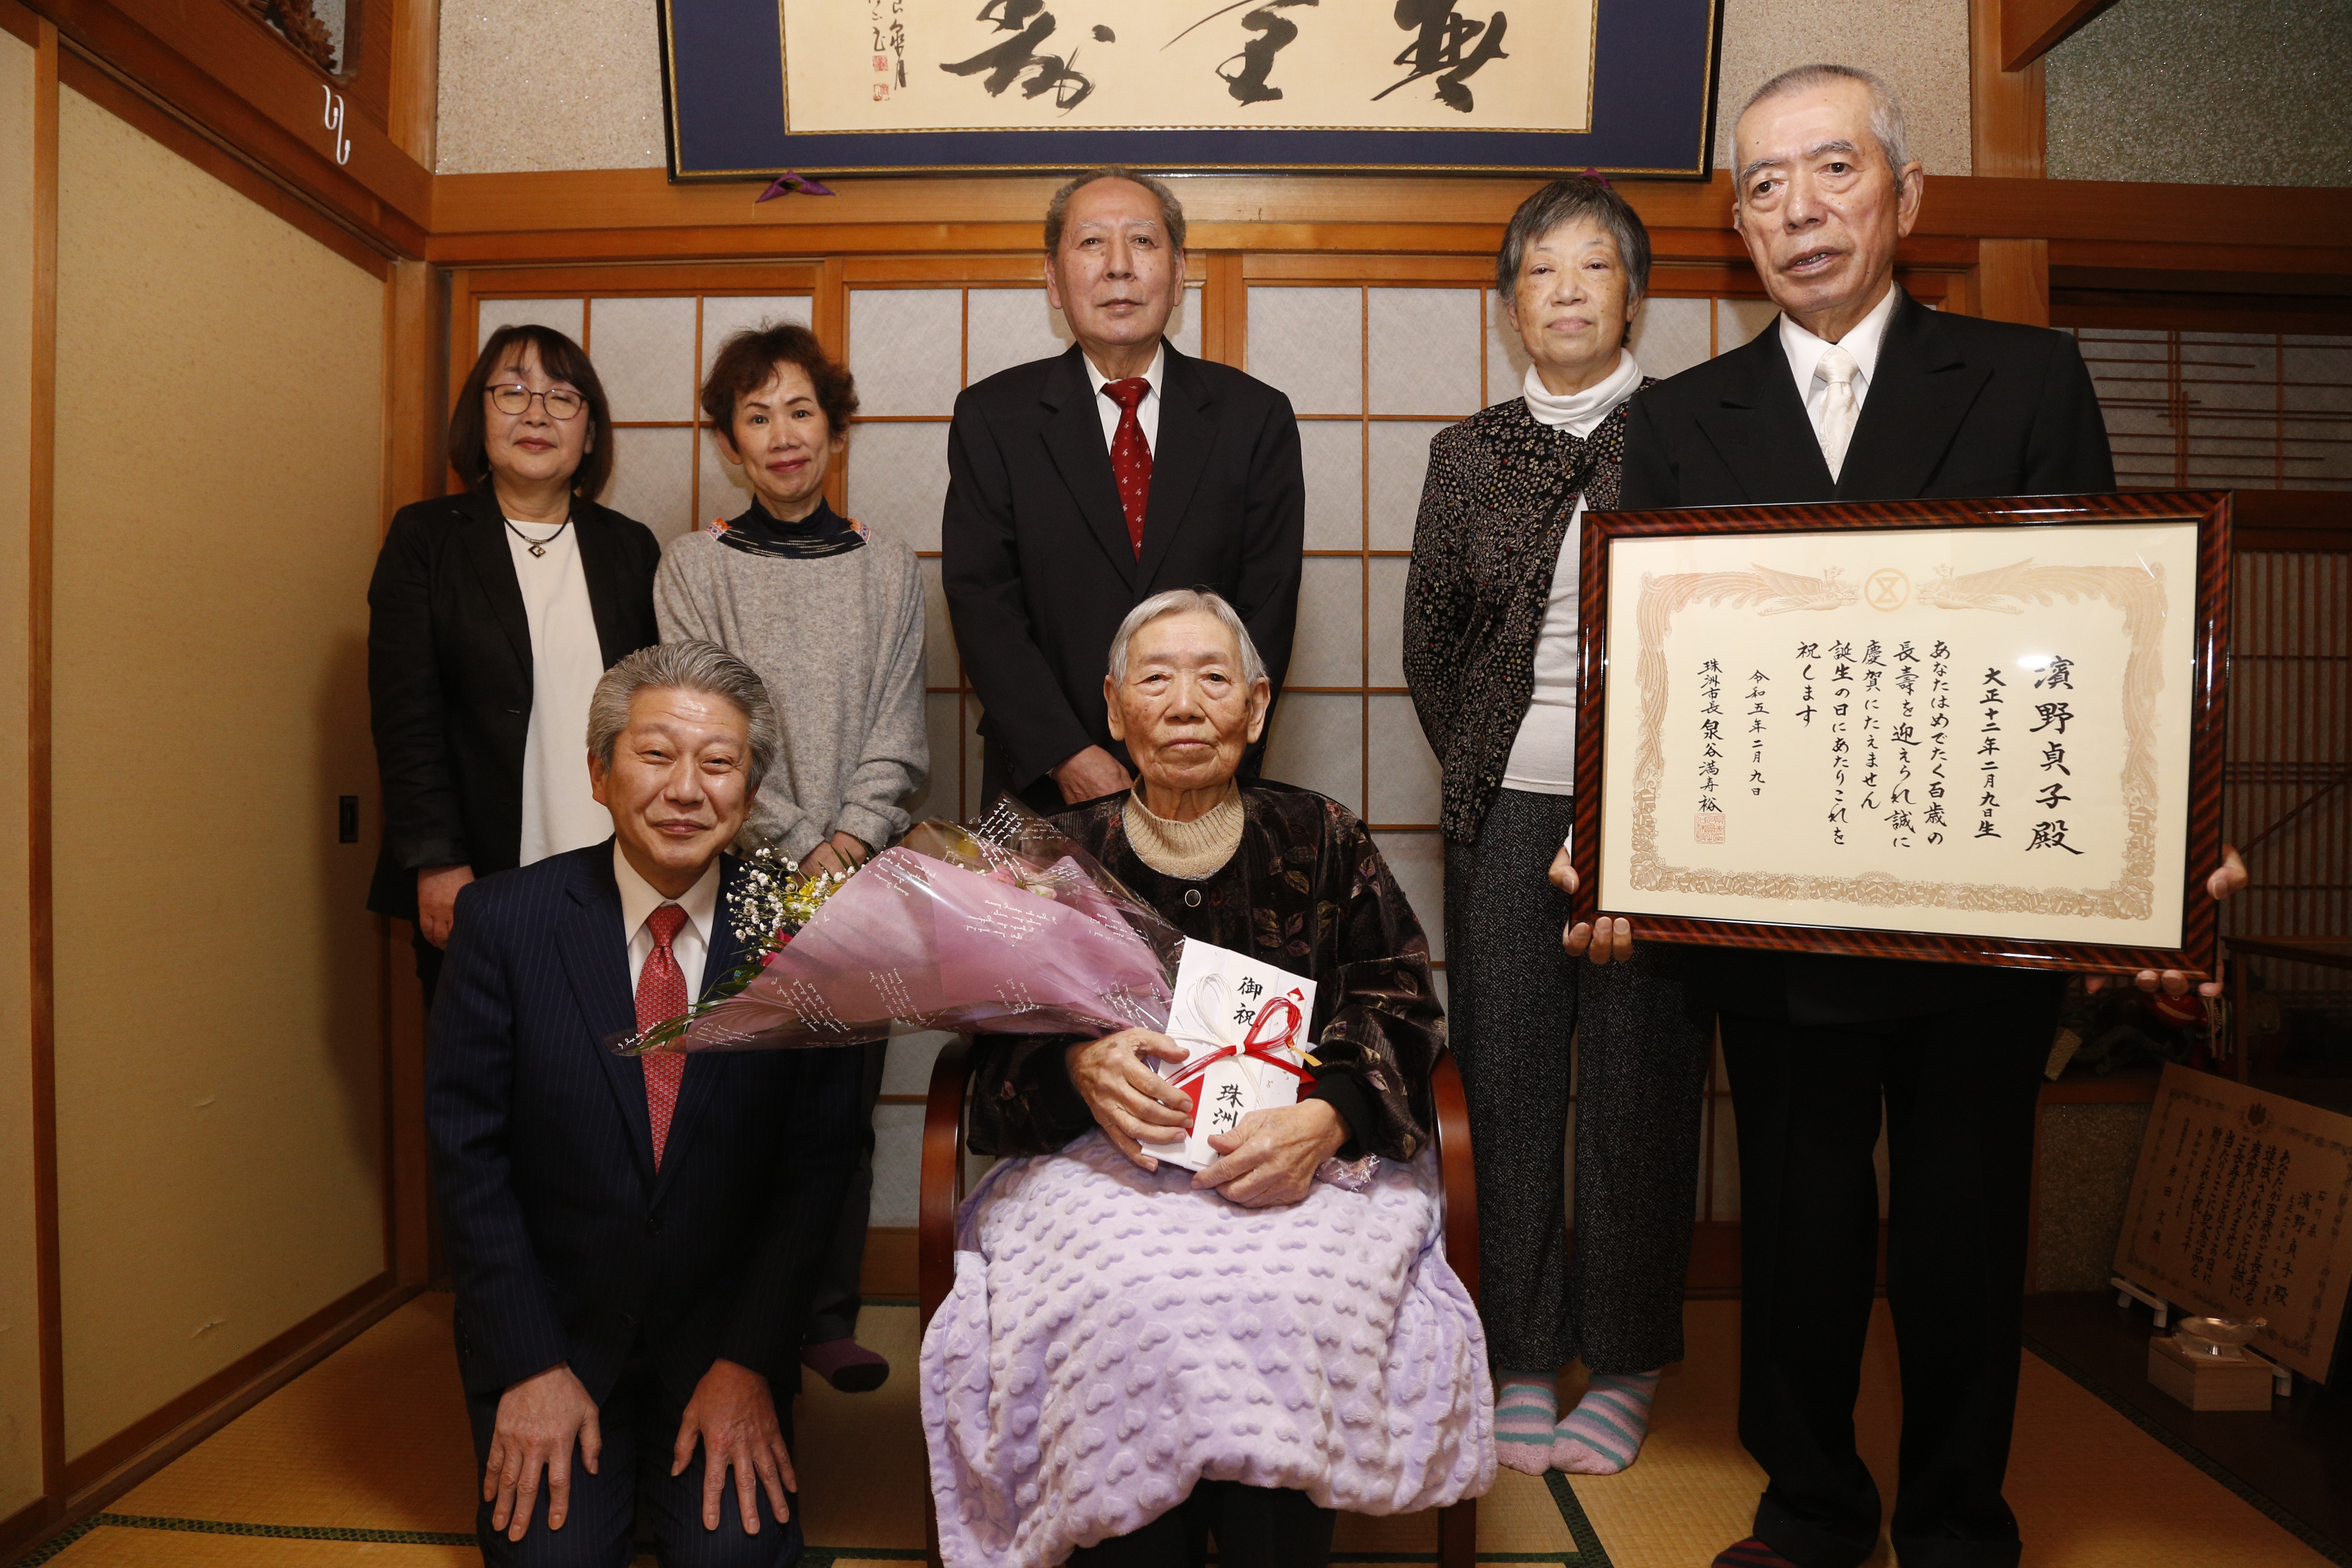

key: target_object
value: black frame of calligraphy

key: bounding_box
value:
[654,0,1724,180]
[1570,492,2233,978]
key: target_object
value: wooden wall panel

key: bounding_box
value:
[378,256,439,1287]
[384,0,436,168]
[0,7,55,1531]
[2001,0,2118,72]
[425,167,2352,260]
[1973,0,2051,325]
[23,0,428,244]
[50,80,389,1466]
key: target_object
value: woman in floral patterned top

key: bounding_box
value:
[970,593,1444,1175]
[941,591,1473,1568]
[1403,176,1713,1479]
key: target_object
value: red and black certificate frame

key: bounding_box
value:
[1570,491,2233,979]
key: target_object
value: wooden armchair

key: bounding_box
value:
[918,1043,1482,1568]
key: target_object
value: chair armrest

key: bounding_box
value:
[919,1037,973,1333]
[1428,1051,1478,1305]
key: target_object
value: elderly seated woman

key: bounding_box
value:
[920,589,1491,1568]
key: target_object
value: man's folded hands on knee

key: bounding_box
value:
[673,1357,795,1534]
[485,1363,600,1543]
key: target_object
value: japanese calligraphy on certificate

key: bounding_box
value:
[1589,516,2207,952]
[2114,1065,2352,1381]
[781,0,1597,135]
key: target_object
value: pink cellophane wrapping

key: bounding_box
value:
[670,801,1183,1054]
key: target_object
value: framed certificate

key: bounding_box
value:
[655,0,1724,178]
[1570,493,2232,977]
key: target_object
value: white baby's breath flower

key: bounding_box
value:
[727,845,858,943]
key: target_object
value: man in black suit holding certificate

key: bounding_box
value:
[1621,64,2245,1568]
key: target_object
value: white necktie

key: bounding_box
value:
[1814,344,1860,482]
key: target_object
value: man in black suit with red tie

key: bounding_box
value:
[1620,64,2246,1568]
[429,640,861,1568]
[944,165,1305,814]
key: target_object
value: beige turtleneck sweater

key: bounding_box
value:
[1121,784,1244,879]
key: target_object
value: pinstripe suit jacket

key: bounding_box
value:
[426,841,862,1404]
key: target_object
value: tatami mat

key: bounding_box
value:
[33,1531,477,1568]
[791,1300,929,1552]
[107,1293,478,1535]
[12,1291,2333,1567]
[1572,1300,2334,1568]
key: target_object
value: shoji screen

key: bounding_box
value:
[452,268,1941,1258]
[839,281,1204,824]
[2075,328,2352,492]
[472,290,819,544]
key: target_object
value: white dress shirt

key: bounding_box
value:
[614,842,720,1000]
[507,520,611,867]
[1084,341,1165,455]
[1500,352,1645,796]
[1779,282,1899,442]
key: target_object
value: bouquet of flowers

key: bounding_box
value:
[617,797,1187,1057]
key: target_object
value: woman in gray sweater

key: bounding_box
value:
[658,324,928,874]
[655,322,927,1393]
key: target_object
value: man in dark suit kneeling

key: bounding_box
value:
[429,639,861,1568]
[1621,63,2245,1568]
[944,165,1305,815]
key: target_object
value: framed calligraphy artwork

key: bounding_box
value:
[2113,1065,2352,1382]
[655,0,1722,178]
[1570,492,2233,977]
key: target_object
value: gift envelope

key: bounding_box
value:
[1143,939,1317,1173]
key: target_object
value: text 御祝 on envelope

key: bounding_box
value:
[1145,940,1317,1174]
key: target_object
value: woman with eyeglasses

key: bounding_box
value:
[367,324,662,1003]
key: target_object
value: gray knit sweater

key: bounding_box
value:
[653,519,928,862]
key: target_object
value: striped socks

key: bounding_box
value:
[1551,1369,1661,1474]
[1493,1374,1559,1476]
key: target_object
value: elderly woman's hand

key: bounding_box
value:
[1194,1100,1348,1208]
[1549,845,1632,965]
[1066,1030,1194,1170]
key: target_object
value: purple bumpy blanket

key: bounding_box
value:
[920,1131,1494,1567]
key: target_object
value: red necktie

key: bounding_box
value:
[637,904,690,1169]
[1103,377,1153,557]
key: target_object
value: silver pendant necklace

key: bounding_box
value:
[505,514,571,558]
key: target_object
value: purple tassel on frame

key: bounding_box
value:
[1580,166,1613,187]
[756,172,836,201]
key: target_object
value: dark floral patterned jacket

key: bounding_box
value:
[966,781,1445,1164]
[1401,386,1651,843]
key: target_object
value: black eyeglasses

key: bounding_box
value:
[487,383,587,420]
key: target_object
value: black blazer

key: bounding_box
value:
[942,341,1305,795]
[1619,289,2116,1023]
[366,489,662,922]
[426,844,862,1403]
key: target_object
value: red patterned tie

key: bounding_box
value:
[1103,377,1153,557]
[637,904,690,1169]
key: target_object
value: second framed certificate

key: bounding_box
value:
[1571,492,2231,977]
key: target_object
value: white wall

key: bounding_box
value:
[2046,0,2352,185]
